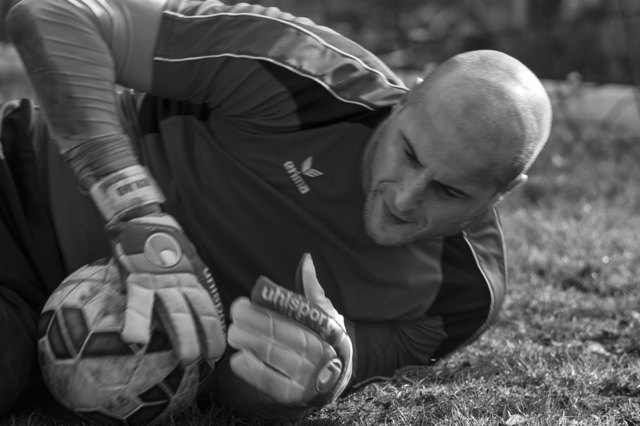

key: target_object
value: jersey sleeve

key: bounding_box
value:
[151,0,407,130]
[350,208,506,383]
[7,0,406,182]
[6,0,165,186]
[349,317,446,384]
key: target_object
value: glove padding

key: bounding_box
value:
[228,253,352,407]
[108,213,226,366]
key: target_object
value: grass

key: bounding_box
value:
[2,45,640,425]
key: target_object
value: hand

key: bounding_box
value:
[228,253,353,407]
[108,213,227,366]
[88,165,226,366]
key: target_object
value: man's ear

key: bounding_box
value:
[392,93,409,114]
[393,77,423,112]
[460,174,527,232]
[493,173,528,204]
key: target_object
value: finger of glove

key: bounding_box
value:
[228,322,318,387]
[230,350,305,405]
[230,298,333,366]
[121,276,156,345]
[231,298,348,405]
[297,253,341,322]
[155,284,201,364]
[181,286,227,364]
[294,255,354,403]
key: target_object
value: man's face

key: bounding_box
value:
[362,102,501,246]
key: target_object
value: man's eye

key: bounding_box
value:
[403,143,420,166]
[437,183,467,199]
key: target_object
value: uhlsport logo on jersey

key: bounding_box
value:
[283,156,323,194]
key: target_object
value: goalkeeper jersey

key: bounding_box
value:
[12,0,508,383]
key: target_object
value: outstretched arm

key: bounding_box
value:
[7,0,227,370]
[7,0,162,187]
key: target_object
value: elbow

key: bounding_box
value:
[6,0,35,46]
[7,0,64,56]
[7,0,88,48]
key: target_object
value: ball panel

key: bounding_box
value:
[42,280,81,311]
[100,388,141,417]
[162,364,184,394]
[127,402,170,425]
[48,314,73,359]
[78,282,124,330]
[197,358,213,384]
[38,343,107,409]
[38,310,54,339]
[61,307,89,354]
[126,352,177,387]
[81,356,141,387]
[138,385,169,403]
[83,331,135,357]
[63,277,103,306]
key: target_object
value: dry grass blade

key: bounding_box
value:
[2,47,640,425]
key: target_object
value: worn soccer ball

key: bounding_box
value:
[37,259,213,425]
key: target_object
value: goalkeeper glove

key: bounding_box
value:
[90,165,226,366]
[228,253,353,407]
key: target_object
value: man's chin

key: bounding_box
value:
[366,225,423,246]
[364,200,429,245]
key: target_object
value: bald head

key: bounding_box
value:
[405,50,552,190]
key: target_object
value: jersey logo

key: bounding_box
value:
[301,157,324,178]
[283,156,324,194]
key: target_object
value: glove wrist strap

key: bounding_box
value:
[89,165,165,222]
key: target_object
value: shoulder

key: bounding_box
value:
[157,1,408,111]
[460,207,507,303]
[418,209,506,360]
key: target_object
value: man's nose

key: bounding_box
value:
[393,171,430,213]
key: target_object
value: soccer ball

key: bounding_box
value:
[37,259,214,425]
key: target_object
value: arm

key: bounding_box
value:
[224,215,505,420]
[6,0,162,187]
[211,315,447,422]
[7,0,405,202]
[349,317,446,383]
[7,0,226,367]
[352,213,506,381]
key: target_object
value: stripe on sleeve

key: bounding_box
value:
[156,4,408,110]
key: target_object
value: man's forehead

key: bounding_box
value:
[399,119,499,192]
[439,150,497,190]
[402,102,503,175]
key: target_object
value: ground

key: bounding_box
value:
[2,47,640,425]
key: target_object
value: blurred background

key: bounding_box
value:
[2,0,640,83]
[225,0,640,86]
[2,0,640,136]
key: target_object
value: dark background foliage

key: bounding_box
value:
[2,0,639,84]
[215,0,639,85]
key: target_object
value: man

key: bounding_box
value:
[1,0,552,421]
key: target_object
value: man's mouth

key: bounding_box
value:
[383,200,412,225]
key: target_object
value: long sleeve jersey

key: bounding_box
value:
[7,0,507,392]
